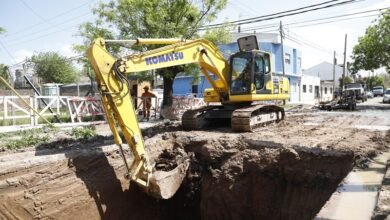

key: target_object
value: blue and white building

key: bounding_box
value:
[173,33,303,102]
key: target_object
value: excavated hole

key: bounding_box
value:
[0,132,355,220]
[127,133,355,220]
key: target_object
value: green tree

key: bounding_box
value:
[356,75,385,89]
[186,26,233,86]
[0,64,10,89]
[0,27,6,35]
[77,0,227,117]
[31,52,78,84]
[202,25,232,45]
[351,9,390,73]
[339,76,353,87]
[367,75,384,89]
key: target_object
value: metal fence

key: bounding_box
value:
[0,95,209,126]
[0,95,105,126]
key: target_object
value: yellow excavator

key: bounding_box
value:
[87,35,289,199]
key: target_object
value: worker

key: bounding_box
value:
[141,86,156,121]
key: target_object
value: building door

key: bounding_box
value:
[192,85,198,97]
[315,86,319,99]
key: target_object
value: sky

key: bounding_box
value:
[0,0,389,73]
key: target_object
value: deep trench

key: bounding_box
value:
[0,132,355,219]
[69,132,354,220]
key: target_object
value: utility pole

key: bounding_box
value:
[342,34,347,89]
[279,21,285,76]
[333,50,336,95]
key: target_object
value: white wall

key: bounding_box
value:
[320,81,334,102]
[300,74,320,105]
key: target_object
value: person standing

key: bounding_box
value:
[141,86,156,121]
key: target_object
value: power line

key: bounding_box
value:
[288,31,335,53]
[12,0,95,37]
[202,0,344,28]
[238,6,388,32]
[3,12,91,44]
[18,0,76,34]
[0,40,18,63]
[288,13,379,28]
[5,25,80,47]
[286,6,389,27]
[200,0,362,29]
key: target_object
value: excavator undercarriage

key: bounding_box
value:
[182,104,285,132]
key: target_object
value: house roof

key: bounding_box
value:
[303,61,349,81]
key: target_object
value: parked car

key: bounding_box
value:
[383,89,390,103]
[373,86,385,97]
[366,91,374,98]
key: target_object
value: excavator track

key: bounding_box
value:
[231,105,285,132]
[182,106,220,130]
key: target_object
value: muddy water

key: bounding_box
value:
[315,152,390,220]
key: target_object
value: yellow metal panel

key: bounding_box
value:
[229,93,289,102]
[123,39,230,95]
[87,38,146,162]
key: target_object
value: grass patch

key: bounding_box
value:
[6,134,49,149]
[69,127,96,139]
[4,127,53,149]
[1,125,59,150]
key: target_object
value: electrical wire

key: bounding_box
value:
[18,0,72,33]
[0,40,18,63]
[287,13,379,28]
[200,0,362,29]
[9,0,96,37]
[3,12,90,45]
[238,6,389,32]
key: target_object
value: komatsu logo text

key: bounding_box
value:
[145,52,184,65]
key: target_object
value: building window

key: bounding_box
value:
[309,85,313,93]
[303,84,307,93]
[297,57,302,68]
[285,53,291,64]
[330,88,333,94]
[325,87,328,94]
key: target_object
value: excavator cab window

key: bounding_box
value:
[254,55,265,91]
[230,52,253,95]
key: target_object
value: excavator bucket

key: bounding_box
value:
[148,159,190,199]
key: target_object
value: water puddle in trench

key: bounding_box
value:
[315,152,390,220]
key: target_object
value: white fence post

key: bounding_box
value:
[3,96,7,123]
[30,96,34,126]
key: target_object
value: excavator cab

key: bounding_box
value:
[229,51,270,95]
[230,35,272,96]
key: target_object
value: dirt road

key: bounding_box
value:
[0,103,389,219]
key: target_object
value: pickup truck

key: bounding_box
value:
[343,83,367,102]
